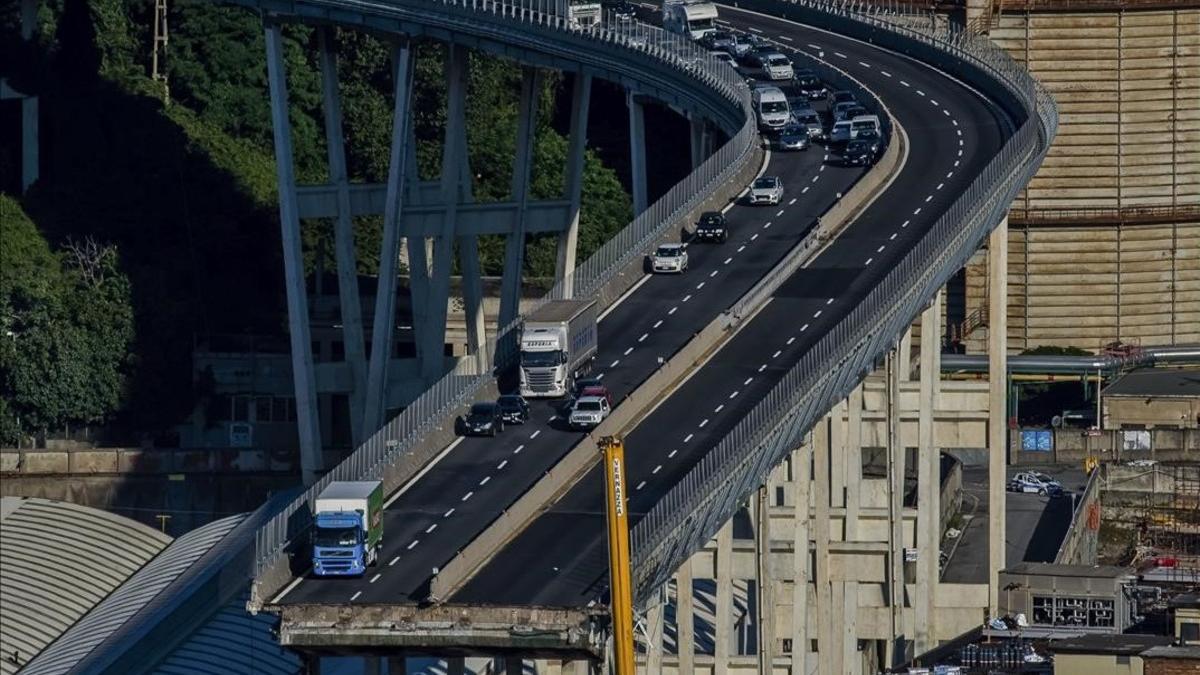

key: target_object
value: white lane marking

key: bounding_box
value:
[497,459,507,470]
[776,209,785,217]
[636,480,647,490]
[807,43,821,49]
[954,160,960,167]
[714,404,724,413]
[444,508,455,518]
[802,186,810,194]
[952,118,959,126]
[684,433,694,442]
[877,245,885,253]
[889,233,897,240]
[699,418,709,428]
[758,364,768,372]
[925,195,933,203]
[820,165,826,172]
[834,51,847,58]
[779,35,794,41]
[930,99,939,106]
[351,591,363,601]
[937,182,944,190]
[638,332,648,342]
[900,80,910,87]
[826,298,834,305]
[916,89,925,96]
[787,336,796,345]
[710,269,719,277]
[813,310,822,318]
[788,198,797,205]
[811,175,819,183]
[384,436,465,509]
[823,153,828,160]
[425,523,438,534]
[764,221,773,228]
[723,257,733,265]
[737,245,746,252]
[668,449,678,458]
[479,475,491,486]
[865,257,874,266]
[530,430,541,439]
[959,138,964,146]
[610,359,620,368]
[773,350,782,358]
[462,491,474,501]
[370,573,382,583]
[880,70,892,77]
[943,109,951,116]
[946,172,953,179]
[596,373,605,380]
[749,26,763,32]
[958,149,963,157]
[407,540,419,550]
[389,556,401,566]
[744,377,754,385]
[914,207,922,215]
[729,390,739,399]
[696,282,705,289]
[653,319,663,328]
[750,233,759,241]
[800,323,810,331]
[624,347,633,356]
[653,464,663,474]
[858,61,870,67]
[668,306,678,315]
[683,294,692,302]
[957,129,963,136]
[548,415,558,422]
[902,220,910,228]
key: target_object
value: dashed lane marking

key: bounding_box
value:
[653,319,663,328]
[880,70,892,77]
[890,233,897,240]
[900,80,910,87]
[710,269,719,277]
[826,298,834,305]
[714,404,724,413]
[624,347,633,356]
[370,573,382,583]
[776,209,785,217]
[916,89,926,96]
[351,591,362,601]
[788,198,797,205]
[669,306,678,314]
[444,508,455,518]
[953,119,959,126]
[530,430,541,439]
[610,359,620,368]
[696,282,706,290]
[723,257,733,265]
[773,350,782,358]
[834,51,847,58]
[744,377,754,385]
[759,364,768,372]
[813,310,822,318]
[653,464,663,474]
[902,219,910,228]
[877,245,885,253]
[638,332,649,342]
[930,99,939,106]
[462,491,474,501]
[699,418,709,427]
[407,540,419,550]
[668,449,678,458]
[779,35,793,41]
[683,294,692,302]
[425,523,437,534]
[865,257,874,266]
[914,207,922,215]
[737,245,746,252]
[800,323,809,331]
[807,43,821,49]
[636,480,647,490]
[802,186,810,194]
[684,433,694,442]
[389,556,401,566]
[497,460,507,470]
[787,337,796,345]
[925,195,933,203]
[479,476,491,486]
[858,61,870,67]
[937,182,944,190]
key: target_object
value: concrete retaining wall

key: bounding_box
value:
[1009,426,1200,465]
[1054,467,1101,564]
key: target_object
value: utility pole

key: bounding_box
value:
[600,435,635,675]
[151,0,169,102]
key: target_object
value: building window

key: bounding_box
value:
[232,396,250,422]
[1181,621,1199,643]
[255,396,272,423]
[1115,656,1130,665]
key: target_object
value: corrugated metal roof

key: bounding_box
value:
[150,590,300,675]
[0,497,170,674]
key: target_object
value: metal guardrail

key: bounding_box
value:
[249,0,758,587]
[628,0,1059,604]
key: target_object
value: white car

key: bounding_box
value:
[1007,471,1064,496]
[650,243,688,273]
[749,176,784,205]
[569,396,611,430]
[761,52,793,81]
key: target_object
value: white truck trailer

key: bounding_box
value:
[519,299,599,398]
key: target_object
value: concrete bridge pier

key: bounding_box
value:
[627,92,648,215]
[0,0,40,193]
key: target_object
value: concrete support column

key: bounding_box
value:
[317,28,367,445]
[757,485,776,674]
[814,418,833,675]
[898,328,913,382]
[627,91,648,215]
[555,73,592,297]
[885,349,906,666]
[387,656,407,675]
[499,67,543,334]
[843,581,859,675]
[689,114,711,170]
[845,385,863,542]
[915,289,942,654]
[988,218,1009,615]
[831,401,846,510]
[421,45,470,380]
[17,0,38,193]
[790,438,811,675]
[676,557,695,674]
[504,657,522,675]
[646,595,664,673]
[714,520,734,675]
[363,40,414,434]
[265,22,323,484]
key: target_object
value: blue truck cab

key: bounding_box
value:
[310,481,383,577]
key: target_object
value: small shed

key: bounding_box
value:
[1102,368,1200,430]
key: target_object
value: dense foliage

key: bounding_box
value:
[0,0,631,436]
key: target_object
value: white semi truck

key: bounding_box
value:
[662,0,718,41]
[519,299,599,398]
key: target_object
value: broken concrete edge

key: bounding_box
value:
[273,602,608,658]
[427,129,908,603]
[246,141,765,616]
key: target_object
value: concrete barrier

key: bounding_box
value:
[428,115,910,603]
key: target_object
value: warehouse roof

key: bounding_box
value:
[1103,367,1200,398]
[0,497,171,674]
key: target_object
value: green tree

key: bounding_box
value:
[0,195,134,443]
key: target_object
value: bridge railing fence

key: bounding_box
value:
[251,0,761,596]
[629,0,1057,604]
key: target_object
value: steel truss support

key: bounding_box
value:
[265,23,323,483]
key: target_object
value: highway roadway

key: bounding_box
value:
[278,74,868,604]
[452,8,1010,606]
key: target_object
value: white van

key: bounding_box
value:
[663,0,718,40]
[850,114,881,139]
[752,86,790,131]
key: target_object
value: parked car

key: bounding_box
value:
[749,176,784,205]
[569,396,611,430]
[1008,471,1064,496]
[694,210,728,243]
[777,123,810,151]
[496,394,530,425]
[457,401,504,436]
[650,243,689,273]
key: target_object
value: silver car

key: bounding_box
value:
[569,396,611,429]
[650,243,689,273]
[749,176,784,205]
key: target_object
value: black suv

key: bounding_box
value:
[496,395,530,425]
[842,139,873,167]
[457,401,504,437]
[693,211,728,243]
